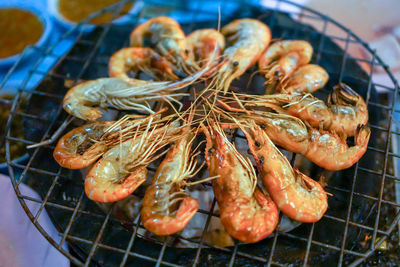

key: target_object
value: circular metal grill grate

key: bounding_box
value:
[2,0,400,266]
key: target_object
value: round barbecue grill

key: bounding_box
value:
[2,0,400,266]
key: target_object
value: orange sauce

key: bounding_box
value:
[0,9,43,59]
[58,0,133,25]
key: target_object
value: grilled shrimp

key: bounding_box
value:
[63,65,211,121]
[130,16,197,74]
[280,83,367,137]
[203,123,278,243]
[212,19,271,93]
[245,83,368,137]
[85,120,181,202]
[108,47,178,80]
[243,123,327,223]
[186,29,225,66]
[258,40,313,85]
[215,96,370,171]
[53,121,114,169]
[54,110,167,169]
[141,128,199,236]
[246,113,370,171]
[280,64,329,94]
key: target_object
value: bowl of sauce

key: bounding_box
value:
[0,3,52,66]
[49,0,143,31]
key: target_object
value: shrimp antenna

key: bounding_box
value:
[217,6,221,32]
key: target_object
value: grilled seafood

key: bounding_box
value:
[258,40,313,85]
[54,110,168,169]
[217,99,370,171]
[52,16,374,241]
[141,127,199,236]
[242,83,368,137]
[211,19,271,93]
[186,29,225,67]
[108,47,178,80]
[53,121,114,169]
[204,122,278,243]
[281,84,368,137]
[280,64,329,94]
[85,119,181,202]
[130,16,197,74]
[63,65,212,121]
[247,113,370,171]
[243,122,328,223]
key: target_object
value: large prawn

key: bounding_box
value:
[53,121,114,169]
[210,19,271,94]
[203,122,278,243]
[141,126,200,236]
[63,63,212,121]
[130,16,198,74]
[239,113,370,171]
[242,121,328,223]
[215,97,370,171]
[186,29,225,67]
[108,47,179,80]
[53,110,167,169]
[85,118,182,202]
[241,83,368,137]
[258,40,313,90]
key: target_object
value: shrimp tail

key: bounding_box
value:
[355,125,371,147]
[141,197,199,236]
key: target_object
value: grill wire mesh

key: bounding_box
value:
[2,0,400,266]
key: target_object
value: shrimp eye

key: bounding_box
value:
[260,124,266,129]
[255,141,261,147]
[185,49,189,54]
[233,61,239,67]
